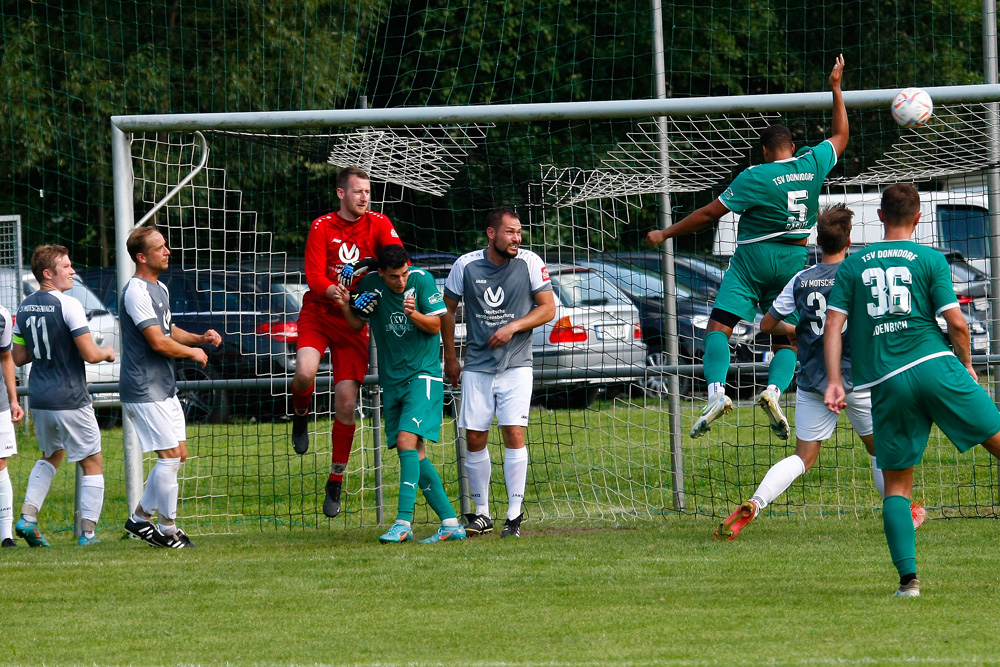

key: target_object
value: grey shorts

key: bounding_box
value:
[32,405,101,463]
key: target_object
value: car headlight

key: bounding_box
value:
[691,315,710,330]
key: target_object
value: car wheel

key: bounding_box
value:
[176,362,232,424]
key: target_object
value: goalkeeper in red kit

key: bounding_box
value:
[291,166,403,517]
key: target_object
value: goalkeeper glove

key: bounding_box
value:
[350,291,379,318]
[338,258,379,285]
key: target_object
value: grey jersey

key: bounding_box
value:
[444,248,552,373]
[0,305,12,413]
[13,290,92,410]
[120,277,177,403]
[768,261,853,394]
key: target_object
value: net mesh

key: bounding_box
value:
[2,0,999,537]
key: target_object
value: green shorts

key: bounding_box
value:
[870,355,1000,470]
[383,374,445,448]
[714,242,808,324]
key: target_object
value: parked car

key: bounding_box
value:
[78,266,300,422]
[600,252,726,301]
[425,261,646,408]
[0,269,122,409]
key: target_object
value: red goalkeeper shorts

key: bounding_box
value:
[296,303,370,383]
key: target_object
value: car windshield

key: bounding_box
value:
[949,257,987,283]
[583,262,692,300]
[549,270,632,307]
[67,278,111,315]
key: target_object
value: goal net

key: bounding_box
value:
[113,96,1000,534]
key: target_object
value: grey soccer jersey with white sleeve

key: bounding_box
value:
[120,277,178,403]
[13,290,92,410]
[444,248,552,373]
[0,305,12,413]
[767,261,852,394]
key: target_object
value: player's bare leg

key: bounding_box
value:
[290,347,323,454]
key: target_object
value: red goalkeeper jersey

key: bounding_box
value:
[302,209,402,314]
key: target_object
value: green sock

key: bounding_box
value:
[703,330,731,387]
[418,456,457,521]
[883,495,917,578]
[767,347,797,393]
[396,449,420,523]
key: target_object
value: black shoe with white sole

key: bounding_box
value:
[463,512,494,536]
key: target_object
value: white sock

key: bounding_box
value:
[79,474,105,527]
[504,447,528,521]
[154,457,182,524]
[158,522,177,537]
[465,448,492,518]
[870,455,886,499]
[0,467,12,541]
[394,519,411,527]
[766,383,780,397]
[708,383,726,401]
[750,454,806,510]
[138,462,159,516]
[442,517,459,527]
[22,459,57,520]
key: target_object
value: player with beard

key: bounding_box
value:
[442,207,555,538]
[291,166,403,518]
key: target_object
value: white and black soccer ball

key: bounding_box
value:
[891,87,933,128]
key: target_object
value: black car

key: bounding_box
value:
[78,266,300,422]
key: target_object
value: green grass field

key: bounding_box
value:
[3,517,1000,666]
[4,398,1000,665]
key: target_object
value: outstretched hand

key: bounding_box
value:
[829,53,845,89]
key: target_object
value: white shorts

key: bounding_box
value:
[124,396,187,453]
[0,408,16,459]
[458,367,533,431]
[32,405,102,463]
[795,388,873,442]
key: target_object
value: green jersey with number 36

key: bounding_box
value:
[827,240,959,390]
[719,140,838,244]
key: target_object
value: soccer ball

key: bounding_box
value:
[891,87,933,127]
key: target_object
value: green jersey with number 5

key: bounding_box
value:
[827,240,958,390]
[719,140,838,244]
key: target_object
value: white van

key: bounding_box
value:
[713,189,992,275]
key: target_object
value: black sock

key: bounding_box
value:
[900,573,917,586]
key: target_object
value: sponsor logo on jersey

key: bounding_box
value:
[338,243,360,263]
[540,266,551,282]
[404,288,416,300]
[391,229,399,238]
[484,286,505,308]
[475,279,487,284]
[428,292,443,304]
[388,312,411,337]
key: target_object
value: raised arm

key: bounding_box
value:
[827,54,849,157]
[645,199,729,247]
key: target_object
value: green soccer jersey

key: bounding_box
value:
[719,140,838,244]
[827,240,959,390]
[358,267,448,390]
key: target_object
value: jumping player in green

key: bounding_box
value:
[646,55,848,440]
[824,184,1000,597]
[334,245,466,544]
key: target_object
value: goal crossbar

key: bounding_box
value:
[111,85,1000,132]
